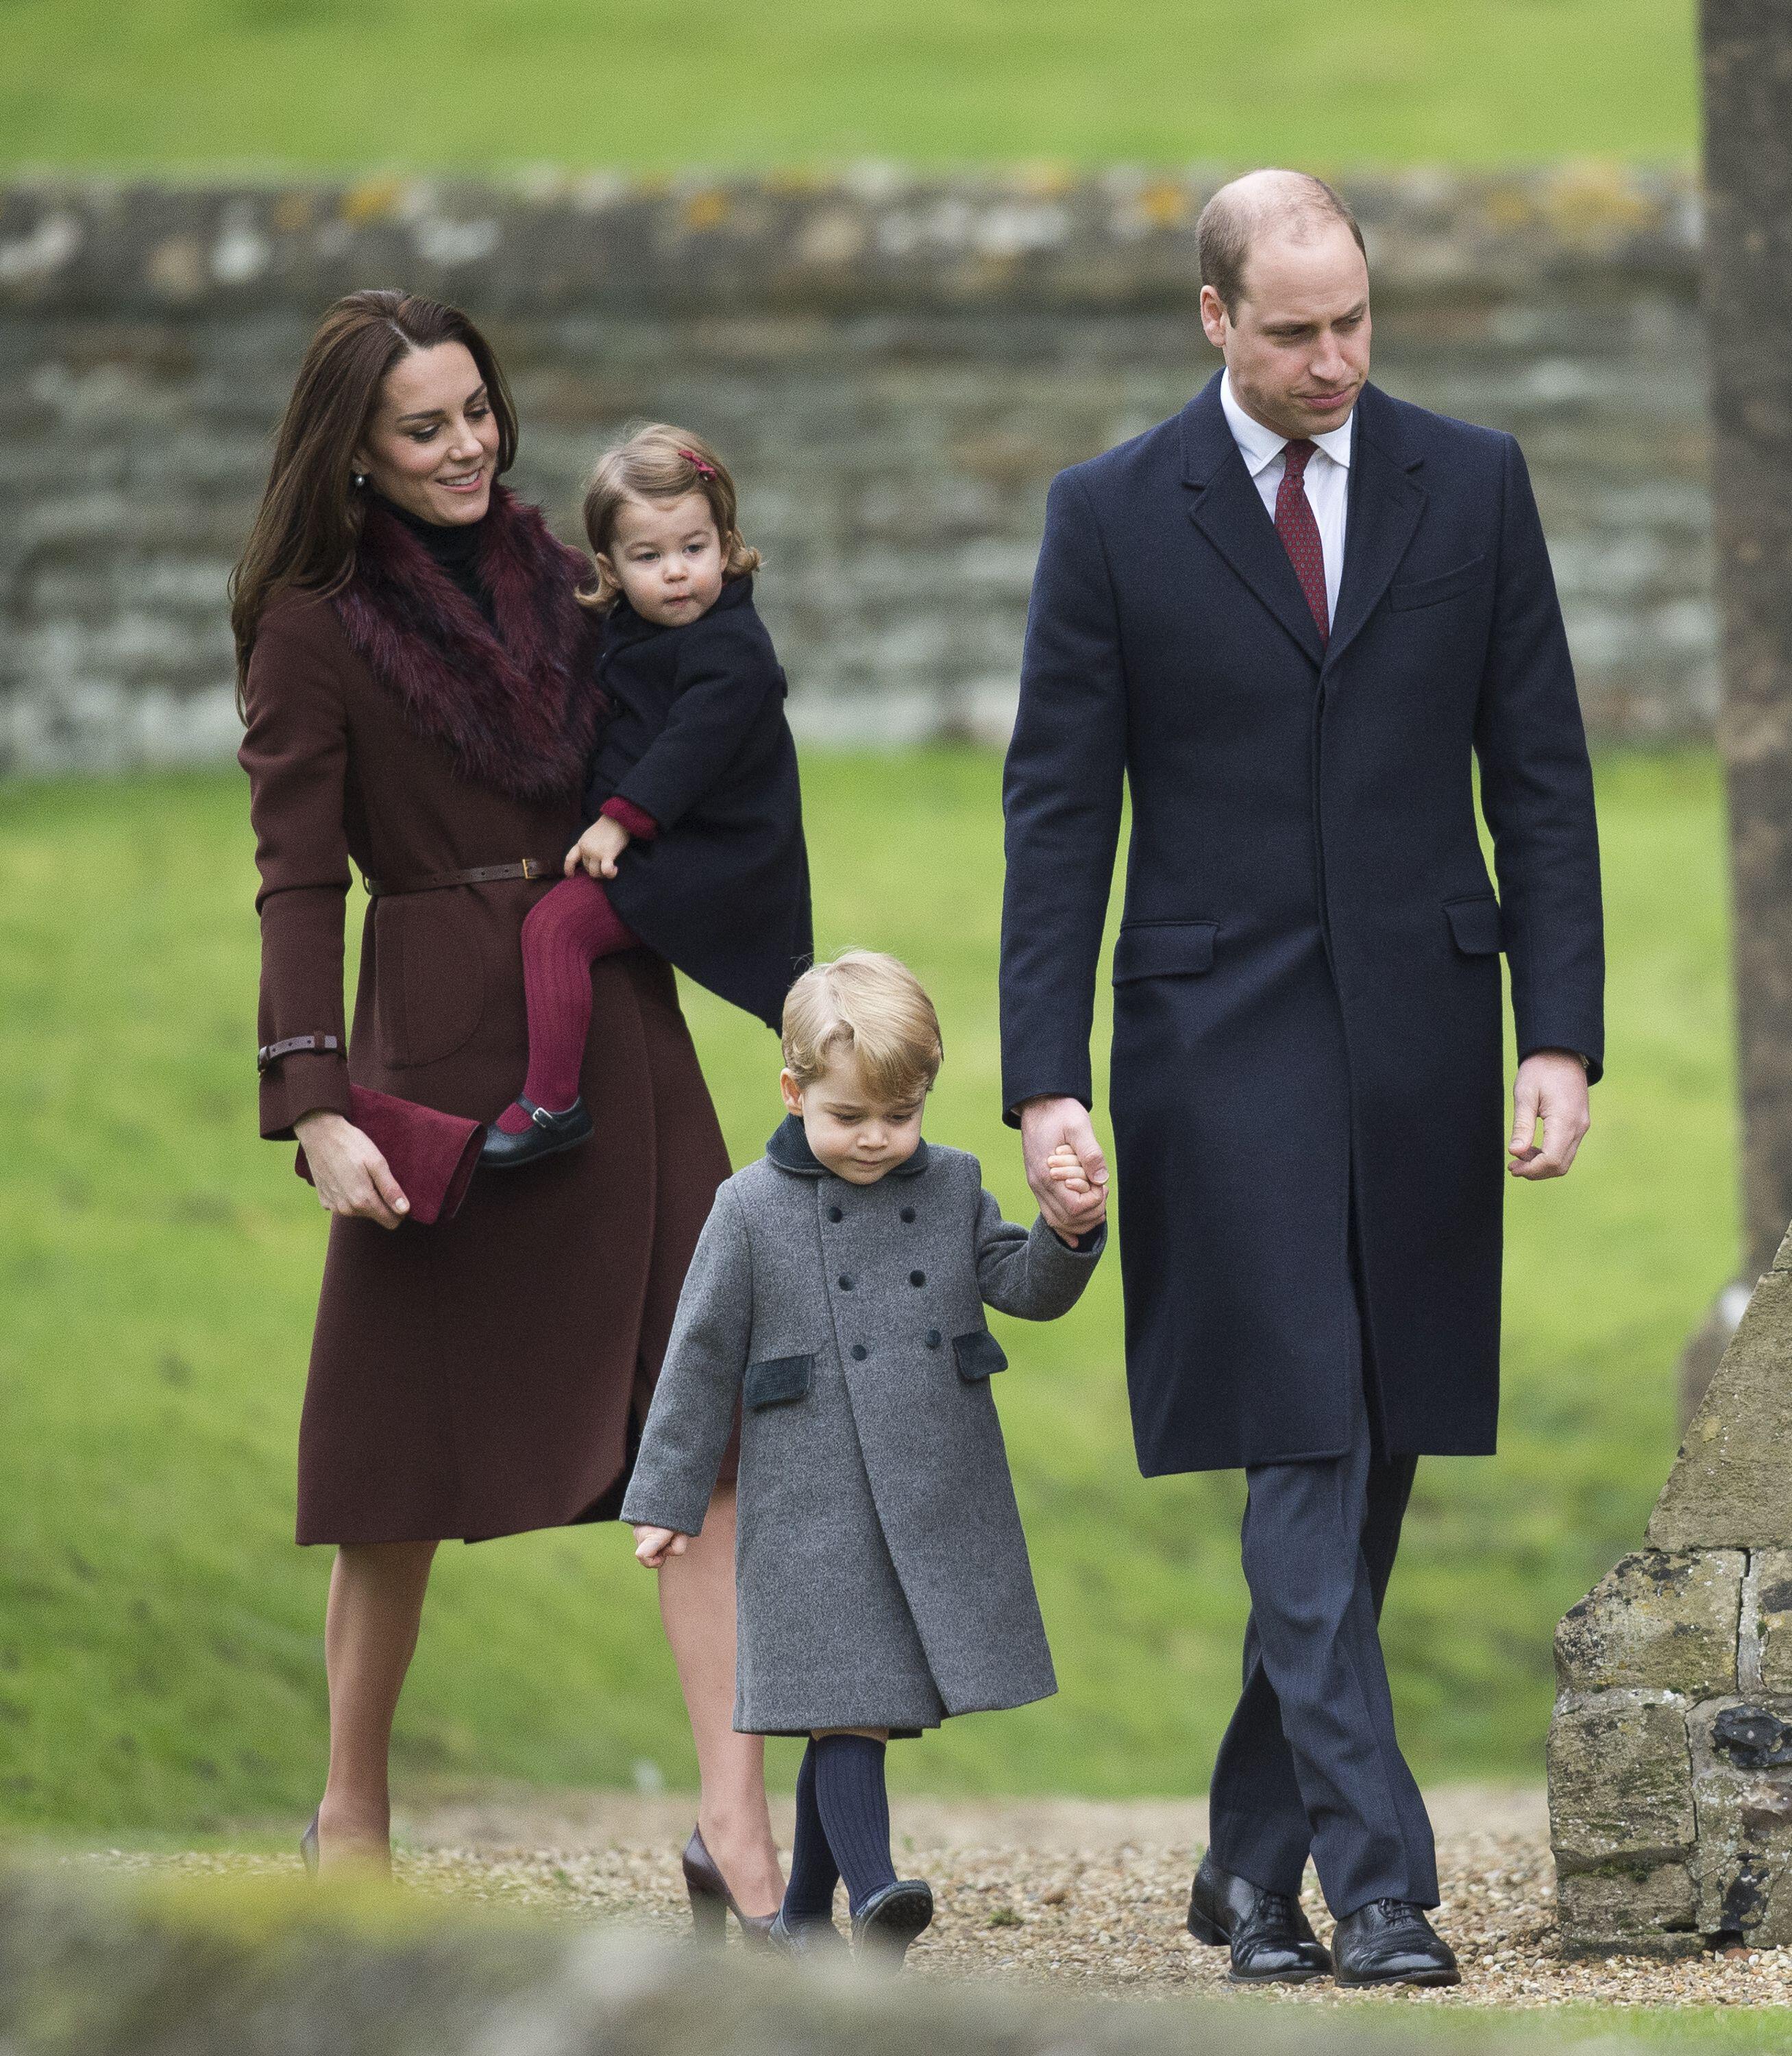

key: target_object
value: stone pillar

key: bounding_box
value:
[1551,1227,1792,1952]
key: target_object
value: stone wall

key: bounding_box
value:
[0,167,1710,775]
[1550,1223,1792,1955]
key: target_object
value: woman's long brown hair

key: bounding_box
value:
[228,289,519,712]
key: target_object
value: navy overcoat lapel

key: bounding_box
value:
[1323,381,1428,672]
[1180,374,1327,669]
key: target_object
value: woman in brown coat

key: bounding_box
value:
[232,290,783,1924]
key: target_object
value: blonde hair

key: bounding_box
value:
[781,951,944,1104]
[578,422,761,610]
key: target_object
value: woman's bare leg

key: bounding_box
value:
[315,1539,438,1872]
[657,1484,783,1916]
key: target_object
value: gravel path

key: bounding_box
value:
[84,1787,1792,2011]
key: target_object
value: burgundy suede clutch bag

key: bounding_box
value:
[295,1085,484,1225]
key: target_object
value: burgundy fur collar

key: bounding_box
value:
[333,485,601,800]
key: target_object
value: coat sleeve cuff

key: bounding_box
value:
[600,794,660,841]
[259,1049,353,1142]
[618,1485,707,1537]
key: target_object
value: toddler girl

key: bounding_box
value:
[622,951,1105,1963]
[484,426,813,1166]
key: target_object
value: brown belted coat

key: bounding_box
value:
[241,490,733,1544]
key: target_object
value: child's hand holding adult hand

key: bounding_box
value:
[1046,1141,1106,1241]
[633,1524,689,1568]
[565,816,632,881]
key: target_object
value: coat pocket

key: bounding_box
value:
[953,1329,1010,1381]
[1112,920,1218,985]
[1388,555,1488,611]
[1443,894,1503,956]
[744,1353,815,1410]
[373,894,487,1070]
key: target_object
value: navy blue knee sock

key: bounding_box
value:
[812,1733,897,1915]
[780,1740,840,1924]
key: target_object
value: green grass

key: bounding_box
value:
[0,747,1735,1833]
[0,0,1697,175]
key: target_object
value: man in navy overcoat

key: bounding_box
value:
[1000,170,1603,1989]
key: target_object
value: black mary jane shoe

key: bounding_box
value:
[1331,1899,1461,1988]
[768,1909,848,1961]
[479,1096,593,1169]
[682,1826,777,1952]
[1186,1852,1331,1985]
[850,1879,934,1966]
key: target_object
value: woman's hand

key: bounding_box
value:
[565,816,632,881]
[633,1524,689,1568]
[294,1110,410,1229]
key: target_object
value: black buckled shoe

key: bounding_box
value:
[1186,1853,1331,1984]
[479,1096,593,1168]
[768,1909,848,1960]
[1331,1899,1461,1987]
[850,1879,933,1966]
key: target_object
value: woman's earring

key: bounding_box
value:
[352,472,368,489]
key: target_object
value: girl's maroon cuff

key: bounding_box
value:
[600,795,660,842]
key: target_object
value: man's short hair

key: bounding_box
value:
[1197,172,1366,315]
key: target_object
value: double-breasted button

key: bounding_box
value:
[838,1275,854,1290]
[909,1271,926,1287]
[900,1207,916,1223]
[851,1344,868,1361]
[925,1330,941,1349]
[826,1206,843,1223]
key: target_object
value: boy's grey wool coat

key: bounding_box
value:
[621,1116,1105,1735]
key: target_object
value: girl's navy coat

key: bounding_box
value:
[586,575,813,1030]
[1000,374,1604,1477]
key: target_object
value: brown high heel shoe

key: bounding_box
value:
[682,1826,776,1950]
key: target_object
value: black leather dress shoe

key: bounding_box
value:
[479,1096,593,1168]
[850,1879,934,1966]
[1186,1853,1331,1984]
[1331,1900,1461,1987]
[768,1909,848,1960]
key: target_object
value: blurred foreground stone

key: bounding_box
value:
[1549,1227,1792,1955]
[0,1862,1582,2055]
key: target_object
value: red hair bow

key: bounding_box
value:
[677,448,718,480]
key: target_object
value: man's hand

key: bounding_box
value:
[1508,1050,1591,1181]
[293,1109,410,1228]
[566,815,632,880]
[1020,1096,1109,1235]
[633,1524,689,1568]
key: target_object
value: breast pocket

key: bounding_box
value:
[372,894,487,1070]
[1388,556,1488,612]
[744,1353,815,1409]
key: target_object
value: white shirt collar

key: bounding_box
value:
[1220,369,1354,475]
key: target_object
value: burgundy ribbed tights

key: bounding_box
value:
[495,874,639,1134]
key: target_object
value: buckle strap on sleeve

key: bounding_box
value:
[258,1033,342,1073]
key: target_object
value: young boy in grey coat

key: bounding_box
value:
[624,949,1105,1963]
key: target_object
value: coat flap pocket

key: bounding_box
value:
[1388,555,1487,611]
[744,1353,815,1410]
[1112,920,1217,986]
[1444,895,1503,956]
[953,1329,1009,1380]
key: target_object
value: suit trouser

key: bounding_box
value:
[1205,1354,1438,1917]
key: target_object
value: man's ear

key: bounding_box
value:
[1199,283,1230,354]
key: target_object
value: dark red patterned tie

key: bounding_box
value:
[1275,439,1329,644]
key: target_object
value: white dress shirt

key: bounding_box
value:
[1220,369,1353,625]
